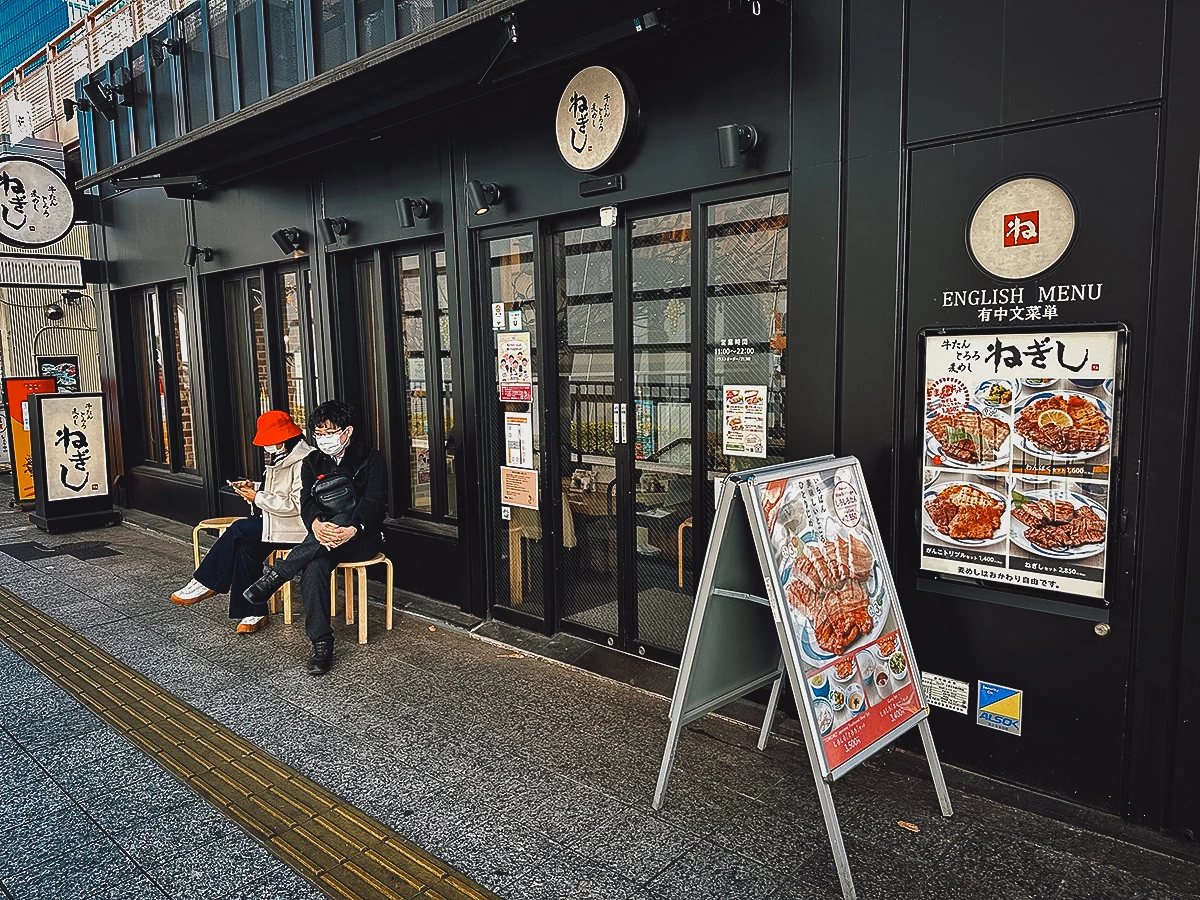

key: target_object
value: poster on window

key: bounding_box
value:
[36,355,80,393]
[920,328,1122,601]
[504,411,534,469]
[634,399,655,461]
[3,376,56,501]
[36,394,108,502]
[497,332,532,402]
[752,459,927,775]
[722,385,768,458]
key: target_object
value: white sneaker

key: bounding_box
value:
[171,578,215,606]
[236,615,269,634]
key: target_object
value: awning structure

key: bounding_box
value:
[77,0,722,191]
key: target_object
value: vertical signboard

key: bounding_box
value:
[28,393,120,533]
[3,377,56,502]
[919,327,1122,601]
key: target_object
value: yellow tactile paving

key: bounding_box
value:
[0,586,506,900]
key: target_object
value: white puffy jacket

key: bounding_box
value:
[253,439,314,544]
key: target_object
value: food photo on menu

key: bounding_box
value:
[758,464,923,770]
[919,330,1118,601]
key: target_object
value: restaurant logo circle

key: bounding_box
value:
[0,157,74,248]
[555,66,635,172]
[966,176,1076,281]
[832,480,861,529]
[926,376,969,417]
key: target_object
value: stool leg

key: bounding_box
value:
[283,579,292,625]
[330,570,338,618]
[344,569,354,624]
[385,560,393,631]
[192,526,202,570]
[357,567,367,644]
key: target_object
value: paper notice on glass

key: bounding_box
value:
[497,332,533,402]
[500,466,538,509]
[504,412,534,469]
[722,385,768,458]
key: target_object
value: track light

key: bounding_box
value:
[62,97,91,120]
[83,80,117,121]
[717,123,758,168]
[396,198,430,228]
[271,227,303,256]
[317,216,350,246]
[466,180,501,216]
[182,244,213,267]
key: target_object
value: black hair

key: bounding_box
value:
[311,400,355,431]
[281,434,303,453]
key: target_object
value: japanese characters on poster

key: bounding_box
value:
[497,332,532,402]
[3,377,56,501]
[723,385,768,458]
[921,330,1120,601]
[504,411,534,469]
[500,466,538,510]
[755,463,925,774]
[38,394,108,502]
[36,355,80,392]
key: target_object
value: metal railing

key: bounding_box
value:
[0,0,183,145]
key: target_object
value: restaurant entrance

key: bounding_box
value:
[483,186,790,660]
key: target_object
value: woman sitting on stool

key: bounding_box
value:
[170,410,314,633]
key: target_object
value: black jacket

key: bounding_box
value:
[300,438,388,534]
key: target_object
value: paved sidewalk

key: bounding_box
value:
[0,500,1197,900]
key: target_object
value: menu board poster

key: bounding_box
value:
[497,332,532,402]
[504,411,534,469]
[920,328,1122,602]
[754,461,926,777]
[722,385,768,458]
[3,377,56,501]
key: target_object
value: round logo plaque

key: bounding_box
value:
[966,176,1076,281]
[0,157,74,249]
[555,66,635,172]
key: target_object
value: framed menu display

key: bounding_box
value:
[919,327,1124,602]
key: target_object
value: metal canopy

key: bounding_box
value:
[76,0,706,191]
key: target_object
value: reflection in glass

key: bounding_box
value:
[356,258,385,457]
[396,0,436,36]
[395,253,430,513]
[170,285,196,469]
[555,225,617,636]
[265,0,299,93]
[316,0,347,73]
[632,212,692,652]
[435,251,457,518]
[235,0,263,107]
[357,0,386,54]
[278,271,310,429]
[249,276,269,416]
[209,0,234,118]
[182,8,210,130]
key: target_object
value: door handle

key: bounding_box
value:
[619,402,628,444]
[613,403,622,445]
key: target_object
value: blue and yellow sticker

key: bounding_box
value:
[977,681,1022,736]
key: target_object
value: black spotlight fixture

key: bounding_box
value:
[716,123,759,168]
[317,216,350,246]
[44,302,65,322]
[466,180,501,216]
[182,244,213,267]
[82,80,117,121]
[271,227,303,256]
[62,97,92,120]
[396,198,430,228]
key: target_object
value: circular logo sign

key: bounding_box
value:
[555,66,634,172]
[0,157,74,249]
[967,176,1076,281]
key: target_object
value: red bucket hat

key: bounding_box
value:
[253,410,302,446]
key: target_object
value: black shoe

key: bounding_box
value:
[242,565,284,606]
[306,637,334,676]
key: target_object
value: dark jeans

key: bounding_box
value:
[271,527,381,644]
[193,517,284,619]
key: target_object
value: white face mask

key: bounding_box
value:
[263,444,281,454]
[315,430,346,456]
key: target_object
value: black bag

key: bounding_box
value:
[310,460,368,518]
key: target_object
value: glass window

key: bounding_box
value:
[265,0,300,93]
[396,0,436,36]
[170,285,196,470]
[113,61,133,162]
[395,253,428,513]
[356,0,387,54]
[182,6,210,130]
[150,26,178,143]
[235,0,263,107]
[209,0,234,118]
[315,0,348,73]
[705,192,789,480]
[130,47,152,153]
[277,270,312,429]
[355,257,386,456]
[132,289,169,465]
[249,275,269,415]
[435,250,457,518]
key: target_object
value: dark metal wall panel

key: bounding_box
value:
[462,11,791,226]
[192,170,316,272]
[103,190,190,289]
[907,0,1167,143]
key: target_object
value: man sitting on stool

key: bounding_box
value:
[243,400,388,675]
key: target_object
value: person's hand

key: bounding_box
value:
[326,525,357,548]
[233,480,256,503]
[313,519,338,543]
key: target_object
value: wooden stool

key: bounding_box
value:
[283,552,393,644]
[267,547,291,618]
[192,516,244,569]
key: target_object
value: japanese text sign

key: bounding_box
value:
[920,329,1121,601]
[3,377,55,501]
[36,393,108,502]
[497,332,533,402]
[0,157,74,248]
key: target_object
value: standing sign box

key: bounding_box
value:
[27,392,122,533]
[654,456,952,900]
[3,376,56,502]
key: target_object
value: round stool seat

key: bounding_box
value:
[192,516,246,568]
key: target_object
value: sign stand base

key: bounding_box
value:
[30,509,122,534]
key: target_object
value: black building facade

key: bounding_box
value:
[76,0,1200,837]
